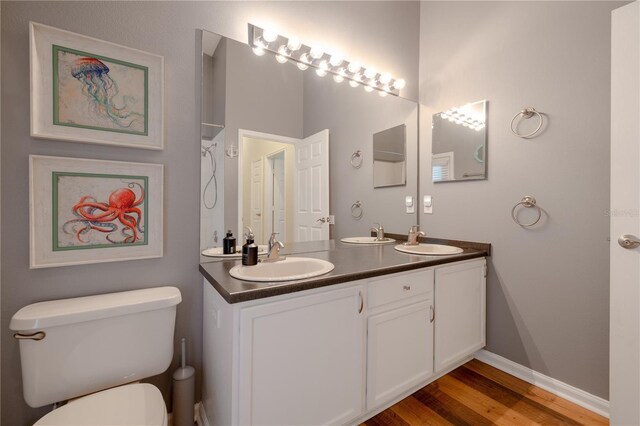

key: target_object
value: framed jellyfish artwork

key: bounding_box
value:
[29,22,164,150]
[29,155,164,268]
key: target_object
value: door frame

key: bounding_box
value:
[238,129,300,240]
[263,148,287,243]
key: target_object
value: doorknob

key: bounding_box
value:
[618,234,640,249]
[316,217,326,224]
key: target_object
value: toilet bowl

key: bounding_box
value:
[34,384,166,426]
[10,286,181,425]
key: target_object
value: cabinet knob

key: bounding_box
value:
[402,285,411,291]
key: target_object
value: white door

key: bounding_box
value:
[238,285,365,425]
[434,259,486,372]
[250,158,263,244]
[294,129,330,241]
[267,152,286,242]
[610,3,640,424]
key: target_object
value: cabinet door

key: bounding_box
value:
[366,300,434,409]
[238,285,365,425]
[434,259,486,372]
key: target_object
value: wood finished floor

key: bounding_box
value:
[361,359,608,426]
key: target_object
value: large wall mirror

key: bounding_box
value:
[432,100,487,182]
[199,29,418,253]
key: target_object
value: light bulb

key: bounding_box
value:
[352,73,362,82]
[297,62,309,71]
[364,67,377,79]
[329,55,343,67]
[379,73,392,84]
[393,78,406,90]
[316,68,327,77]
[318,60,329,70]
[381,85,391,93]
[252,46,265,56]
[310,47,324,59]
[262,29,278,43]
[333,75,344,83]
[378,90,388,97]
[349,80,359,88]
[287,37,302,51]
[278,45,289,56]
[347,62,361,74]
[300,53,310,64]
[364,85,374,93]
[276,55,287,64]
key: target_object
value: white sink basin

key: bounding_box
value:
[341,237,396,245]
[229,257,335,282]
[394,243,464,256]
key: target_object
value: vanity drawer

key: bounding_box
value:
[367,269,434,310]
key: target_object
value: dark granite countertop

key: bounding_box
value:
[199,237,490,304]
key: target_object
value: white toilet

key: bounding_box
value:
[10,286,182,425]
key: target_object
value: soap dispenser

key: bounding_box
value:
[223,230,236,254]
[242,227,258,266]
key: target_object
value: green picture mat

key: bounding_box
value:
[52,171,149,251]
[52,44,149,135]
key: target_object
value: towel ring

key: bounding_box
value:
[511,196,542,227]
[351,201,363,220]
[511,107,543,138]
[350,150,363,169]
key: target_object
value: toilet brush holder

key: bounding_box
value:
[172,338,195,426]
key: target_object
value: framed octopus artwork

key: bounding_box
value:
[29,22,164,150]
[29,155,163,268]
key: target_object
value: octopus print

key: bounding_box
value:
[55,173,148,249]
[54,45,147,135]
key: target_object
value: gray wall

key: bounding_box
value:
[1,2,420,425]
[419,1,623,399]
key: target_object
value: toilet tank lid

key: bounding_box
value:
[10,286,181,331]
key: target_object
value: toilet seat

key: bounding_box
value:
[34,383,167,426]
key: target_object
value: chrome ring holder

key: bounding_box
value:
[511,196,542,227]
[511,107,544,138]
[350,150,363,169]
[351,201,363,220]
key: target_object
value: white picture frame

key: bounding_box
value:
[30,155,164,268]
[30,22,164,150]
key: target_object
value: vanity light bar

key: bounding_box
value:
[248,24,405,97]
[440,105,486,131]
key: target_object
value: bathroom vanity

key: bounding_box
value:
[200,240,489,425]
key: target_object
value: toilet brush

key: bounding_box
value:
[172,338,196,426]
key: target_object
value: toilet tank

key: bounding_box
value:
[10,286,182,408]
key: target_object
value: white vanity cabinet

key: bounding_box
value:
[434,259,487,372]
[237,285,365,425]
[365,269,434,410]
[201,257,486,426]
[202,281,366,426]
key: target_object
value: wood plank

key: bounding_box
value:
[465,359,608,426]
[361,360,608,426]
[389,395,454,426]
[449,366,582,425]
[436,374,544,425]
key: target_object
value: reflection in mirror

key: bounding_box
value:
[373,124,406,188]
[432,100,487,182]
[199,29,418,254]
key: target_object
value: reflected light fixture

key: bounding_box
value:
[440,103,486,131]
[248,24,403,96]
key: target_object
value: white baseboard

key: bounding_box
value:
[474,349,609,418]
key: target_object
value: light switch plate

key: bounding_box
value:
[405,195,415,214]
[424,195,433,214]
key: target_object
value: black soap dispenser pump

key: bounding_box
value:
[242,227,258,266]
[223,230,236,254]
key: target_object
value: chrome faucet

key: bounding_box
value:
[405,225,425,246]
[263,232,285,263]
[370,222,385,241]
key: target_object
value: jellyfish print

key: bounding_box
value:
[55,47,146,134]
